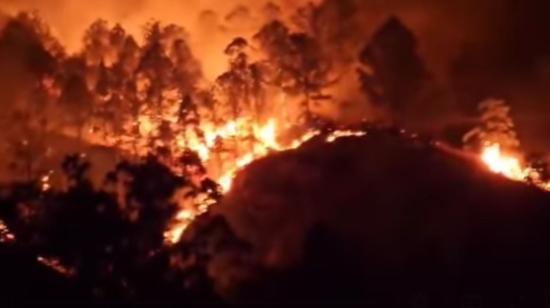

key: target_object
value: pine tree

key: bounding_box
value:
[254,21,334,126]
[463,98,520,153]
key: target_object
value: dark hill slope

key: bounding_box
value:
[187,130,550,305]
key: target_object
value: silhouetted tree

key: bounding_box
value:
[359,17,429,110]
[216,37,265,119]
[83,19,112,67]
[254,21,334,125]
[58,57,93,140]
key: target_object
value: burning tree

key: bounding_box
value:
[82,19,113,67]
[463,98,520,154]
[461,98,550,190]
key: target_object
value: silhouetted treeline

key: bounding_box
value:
[0,152,226,302]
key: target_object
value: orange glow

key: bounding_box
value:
[40,171,53,192]
[481,144,526,181]
[162,127,369,244]
[480,143,550,191]
[161,117,321,244]
[37,256,76,277]
[326,130,367,143]
[0,219,15,243]
[138,115,155,136]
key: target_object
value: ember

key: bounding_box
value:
[36,256,76,278]
[0,220,15,243]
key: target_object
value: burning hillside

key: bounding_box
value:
[0,0,550,306]
[190,129,550,305]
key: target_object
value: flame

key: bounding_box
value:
[0,219,15,243]
[481,144,526,180]
[138,115,155,136]
[73,82,371,245]
[162,127,368,244]
[37,256,76,277]
[163,192,216,244]
[82,104,326,245]
[326,130,367,143]
[480,143,550,191]
[160,117,323,244]
[40,171,53,192]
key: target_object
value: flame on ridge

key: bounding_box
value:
[480,143,550,191]
[162,118,322,244]
[163,127,371,244]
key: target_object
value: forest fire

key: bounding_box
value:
[129,112,325,244]
[163,125,369,244]
[481,144,525,180]
[1,0,550,305]
[480,143,550,191]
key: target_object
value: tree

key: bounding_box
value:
[95,61,113,100]
[359,17,429,110]
[10,12,65,58]
[138,22,173,106]
[170,38,201,95]
[293,0,361,65]
[254,21,334,126]
[114,35,140,80]
[215,37,259,119]
[7,135,49,181]
[61,153,92,189]
[83,19,112,67]
[263,2,282,21]
[526,153,550,184]
[463,98,520,153]
[58,57,94,140]
[0,13,58,112]
[112,35,141,128]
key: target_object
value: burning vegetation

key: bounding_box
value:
[0,0,549,305]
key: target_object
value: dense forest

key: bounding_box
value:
[0,0,550,306]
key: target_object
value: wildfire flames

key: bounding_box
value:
[1,2,550,304]
[163,126,368,244]
[481,143,550,191]
[119,113,324,244]
[481,144,524,180]
[0,10,549,252]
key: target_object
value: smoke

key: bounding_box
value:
[0,0,316,80]
[0,0,547,87]
[0,0,500,82]
[1,0,548,82]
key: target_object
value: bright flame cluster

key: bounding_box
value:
[162,119,322,244]
[481,143,550,191]
[481,144,526,180]
[79,99,370,245]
